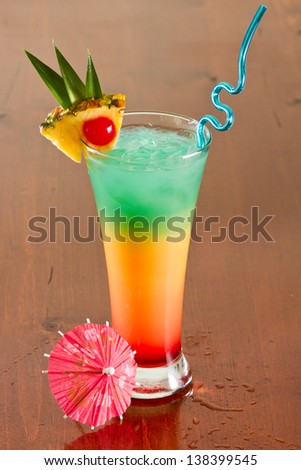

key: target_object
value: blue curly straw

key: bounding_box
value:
[197,5,267,148]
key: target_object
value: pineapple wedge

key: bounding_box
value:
[40,95,125,163]
[25,44,125,163]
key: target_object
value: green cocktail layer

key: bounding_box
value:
[87,125,208,223]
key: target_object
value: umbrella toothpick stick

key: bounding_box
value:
[43,321,137,427]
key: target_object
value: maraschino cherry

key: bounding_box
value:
[83,116,116,146]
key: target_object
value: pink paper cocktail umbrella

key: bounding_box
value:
[45,320,137,428]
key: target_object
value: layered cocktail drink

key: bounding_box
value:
[25,45,211,399]
[86,112,211,398]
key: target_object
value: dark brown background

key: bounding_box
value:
[1,0,300,450]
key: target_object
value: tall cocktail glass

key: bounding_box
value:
[86,111,211,399]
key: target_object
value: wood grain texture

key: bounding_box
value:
[0,0,301,450]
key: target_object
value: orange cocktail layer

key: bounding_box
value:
[104,227,191,366]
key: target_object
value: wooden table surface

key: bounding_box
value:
[1,0,301,451]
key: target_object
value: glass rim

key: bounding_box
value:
[84,110,212,162]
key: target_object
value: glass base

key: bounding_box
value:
[132,351,192,399]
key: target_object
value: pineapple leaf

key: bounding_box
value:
[24,50,72,109]
[53,42,86,105]
[86,51,103,99]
